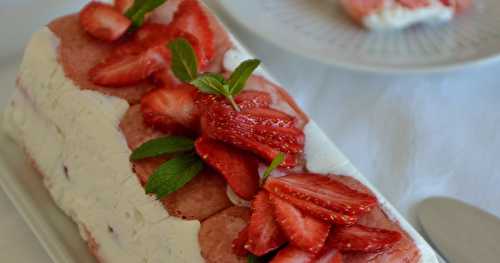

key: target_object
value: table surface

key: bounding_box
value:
[1,1,500,262]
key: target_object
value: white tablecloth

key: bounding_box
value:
[1,1,499,262]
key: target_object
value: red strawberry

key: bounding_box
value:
[114,0,134,13]
[168,0,214,68]
[328,225,402,253]
[269,194,330,254]
[195,137,260,200]
[134,22,173,47]
[397,0,430,8]
[246,192,287,256]
[314,248,343,263]
[270,191,358,225]
[201,102,304,168]
[340,0,385,22]
[264,173,377,215]
[232,225,249,257]
[141,84,199,132]
[235,91,272,110]
[270,246,315,263]
[80,2,131,42]
[90,45,169,86]
[244,108,295,128]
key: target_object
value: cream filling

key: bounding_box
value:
[363,0,453,30]
[3,28,203,263]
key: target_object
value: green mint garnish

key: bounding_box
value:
[125,0,167,27]
[167,38,261,111]
[227,59,261,95]
[145,154,203,199]
[130,136,194,161]
[168,38,199,83]
[261,152,285,184]
[247,254,259,263]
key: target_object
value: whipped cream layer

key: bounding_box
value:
[4,28,204,263]
[364,0,453,30]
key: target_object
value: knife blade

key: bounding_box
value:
[417,197,500,263]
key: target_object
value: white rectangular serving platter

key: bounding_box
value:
[0,1,438,263]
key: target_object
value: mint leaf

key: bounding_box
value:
[145,154,203,199]
[125,0,167,27]
[228,59,260,96]
[168,38,198,83]
[261,152,285,184]
[130,136,194,161]
[191,73,228,95]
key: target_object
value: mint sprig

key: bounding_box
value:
[167,37,261,111]
[261,152,285,184]
[130,136,194,161]
[145,154,203,199]
[130,136,202,198]
[125,0,167,27]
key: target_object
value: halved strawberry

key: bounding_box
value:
[201,102,304,168]
[269,194,330,254]
[270,246,315,263]
[168,0,214,69]
[244,108,295,128]
[314,248,343,263]
[264,173,377,215]
[232,225,249,257]
[80,2,131,42]
[195,137,260,200]
[90,45,169,86]
[141,84,199,133]
[114,0,134,13]
[328,225,402,253]
[271,191,358,225]
[246,191,287,256]
[397,0,430,9]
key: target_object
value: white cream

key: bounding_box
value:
[3,28,204,263]
[363,0,453,31]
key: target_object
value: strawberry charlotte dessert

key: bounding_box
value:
[341,0,472,30]
[4,0,438,262]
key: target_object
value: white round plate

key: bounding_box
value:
[214,0,500,72]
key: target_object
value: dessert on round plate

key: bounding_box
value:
[3,0,439,262]
[341,0,472,30]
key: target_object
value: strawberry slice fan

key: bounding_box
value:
[77,0,408,261]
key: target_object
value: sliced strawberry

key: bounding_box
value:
[80,2,131,42]
[168,0,214,68]
[264,173,377,215]
[236,91,272,110]
[244,108,295,128]
[201,102,304,168]
[90,45,168,86]
[328,225,402,253]
[269,194,330,254]
[246,191,287,256]
[195,137,260,200]
[232,225,249,257]
[313,248,343,263]
[270,246,315,263]
[114,0,134,13]
[397,0,430,8]
[271,191,358,225]
[134,22,173,47]
[141,84,199,132]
